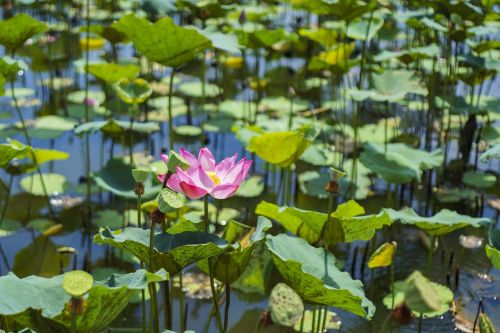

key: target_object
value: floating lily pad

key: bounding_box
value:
[115,78,153,104]
[74,119,159,136]
[385,207,490,236]
[174,125,203,137]
[177,81,222,98]
[20,173,69,196]
[29,116,77,139]
[266,234,375,318]
[480,143,500,161]
[66,90,105,105]
[462,170,496,189]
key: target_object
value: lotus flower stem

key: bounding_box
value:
[0,174,13,229]
[390,263,395,309]
[136,193,146,333]
[167,68,176,151]
[311,305,317,332]
[223,281,231,333]
[179,271,185,332]
[426,236,435,272]
[417,313,423,333]
[299,307,305,332]
[83,0,92,234]
[9,69,55,219]
[149,221,160,333]
[206,196,224,332]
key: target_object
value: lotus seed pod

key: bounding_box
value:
[329,167,346,182]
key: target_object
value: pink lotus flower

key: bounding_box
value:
[159,147,252,200]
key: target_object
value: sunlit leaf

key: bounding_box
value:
[0,14,48,51]
[385,207,490,236]
[20,173,69,196]
[248,131,311,167]
[87,63,140,84]
[266,234,375,318]
[368,242,397,268]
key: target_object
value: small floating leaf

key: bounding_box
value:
[248,131,311,167]
[20,173,69,196]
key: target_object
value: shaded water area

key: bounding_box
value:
[1,1,500,333]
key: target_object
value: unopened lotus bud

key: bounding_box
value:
[150,208,165,225]
[329,167,346,182]
[132,168,150,183]
[134,182,145,196]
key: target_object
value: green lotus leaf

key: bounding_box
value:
[248,131,311,167]
[0,219,22,237]
[113,14,211,67]
[235,175,264,198]
[177,81,222,98]
[92,209,123,229]
[0,14,48,51]
[385,207,490,236]
[349,70,427,102]
[92,158,160,199]
[347,13,384,41]
[383,271,453,318]
[366,143,444,171]
[251,28,298,50]
[62,271,93,297]
[13,235,70,278]
[197,218,271,284]
[299,28,338,48]
[74,119,160,136]
[20,173,69,196]
[486,229,500,269]
[232,241,273,295]
[29,116,77,140]
[0,141,31,167]
[258,96,309,115]
[299,144,340,167]
[196,26,241,54]
[266,234,375,318]
[478,313,496,333]
[29,148,69,165]
[87,63,140,84]
[174,125,203,138]
[94,227,228,275]
[480,143,500,161]
[462,170,497,189]
[256,200,391,244]
[374,44,441,63]
[368,241,397,269]
[66,90,105,105]
[115,78,152,105]
[0,269,167,333]
[269,283,304,327]
[360,147,422,184]
[0,57,22,81]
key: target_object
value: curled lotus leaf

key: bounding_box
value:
[0,269,167,333]
[265,234,375,318]
[94,227,229,276]
[385,207,490,236]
